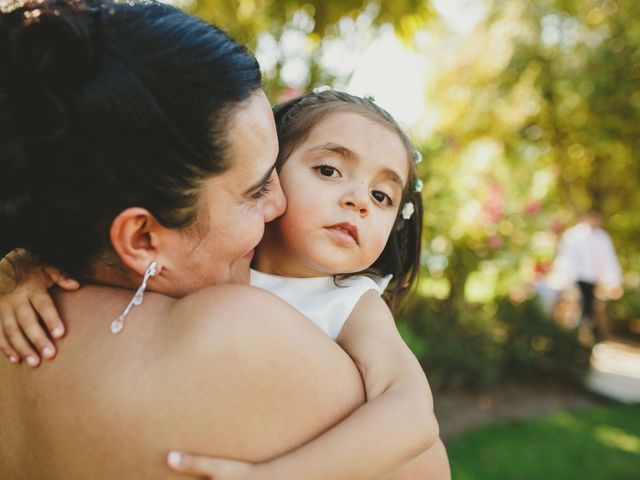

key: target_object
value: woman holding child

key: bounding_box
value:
[0,0,449,478]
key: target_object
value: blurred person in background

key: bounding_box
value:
[553,211,623,339]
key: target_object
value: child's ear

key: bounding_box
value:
[109,207,162,277]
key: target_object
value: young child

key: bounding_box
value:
[0,90,437,479]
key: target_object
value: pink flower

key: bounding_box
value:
[525,200,541,215]
[488,235,503,250]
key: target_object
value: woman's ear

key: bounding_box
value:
[110,207,163,276]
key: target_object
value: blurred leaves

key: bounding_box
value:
[416,0,639,306]
[408,0,639,386]
[187,1,436,97]
[189,0,435,47]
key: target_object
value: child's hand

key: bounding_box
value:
[0,249,80,366]
[167,451,265,479]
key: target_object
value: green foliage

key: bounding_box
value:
[399,300,503,389]
[448,404,640,480]
[608,288,640,341]
[187,0,435,96]
[190,0,434,43]
[400,294,590,390]
[406,0,639,388]
[418,0,640,299]
[494,296,590,382]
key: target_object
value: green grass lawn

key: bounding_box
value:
[447,403,640,480]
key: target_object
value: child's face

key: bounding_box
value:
[259,111,409,277]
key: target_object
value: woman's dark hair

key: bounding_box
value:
[273,91,424,313]
[0,0,262,278]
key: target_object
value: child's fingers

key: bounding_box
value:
[167,451,215,478]
[16,303,55,361]
[2,312,40,367]
[167,451,254,478]
[30,292,65,339]
[0,323,20,364]
[56,278,80,290]
[47,268,80,291]
[21,320,56,361]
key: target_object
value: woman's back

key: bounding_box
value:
[0,284,365,479]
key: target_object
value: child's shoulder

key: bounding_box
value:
[350,288,393,317]
[337,274,394,325]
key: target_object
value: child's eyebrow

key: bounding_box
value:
[308,143,354,160]
[309,142,405,189]
[380,168,405,190]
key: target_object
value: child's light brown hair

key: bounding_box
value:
[273,90,423,313]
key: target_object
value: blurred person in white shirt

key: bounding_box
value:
[553,211,623,338]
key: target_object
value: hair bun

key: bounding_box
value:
[9,2,97,90]
[0,1,97,255]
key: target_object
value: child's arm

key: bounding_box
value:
[169,290,439,480]
[0,249,79,365]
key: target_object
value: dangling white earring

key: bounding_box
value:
[110,261,158,334]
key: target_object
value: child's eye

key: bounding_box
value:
[252,178,273,200]
[315,165,340,178]
[372,190,393,206]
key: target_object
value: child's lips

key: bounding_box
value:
[325,222,359,244]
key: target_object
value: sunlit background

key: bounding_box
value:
[170,0,639,477]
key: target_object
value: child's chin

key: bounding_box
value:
[313,259,367,277]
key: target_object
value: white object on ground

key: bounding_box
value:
[586,340,640,404]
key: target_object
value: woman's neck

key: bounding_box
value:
[86,259,139,291]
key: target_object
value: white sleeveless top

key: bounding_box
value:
[250,269,392,340]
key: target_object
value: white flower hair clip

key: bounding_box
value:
[413,150,423,165]
[313,85,332,93]
[401,202,415,220]
[414,179,424,193]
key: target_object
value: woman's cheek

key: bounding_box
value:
[249,208,267,245]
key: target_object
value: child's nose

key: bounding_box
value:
[341,185,369,217]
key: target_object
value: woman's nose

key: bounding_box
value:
[263,172,287,222]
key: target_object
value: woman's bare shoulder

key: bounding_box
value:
[164,283,360,383]
[1,284,364,477]
[147,284,365,461]
[167,284,322,345]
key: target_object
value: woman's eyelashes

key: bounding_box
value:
[252,178,273,200]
